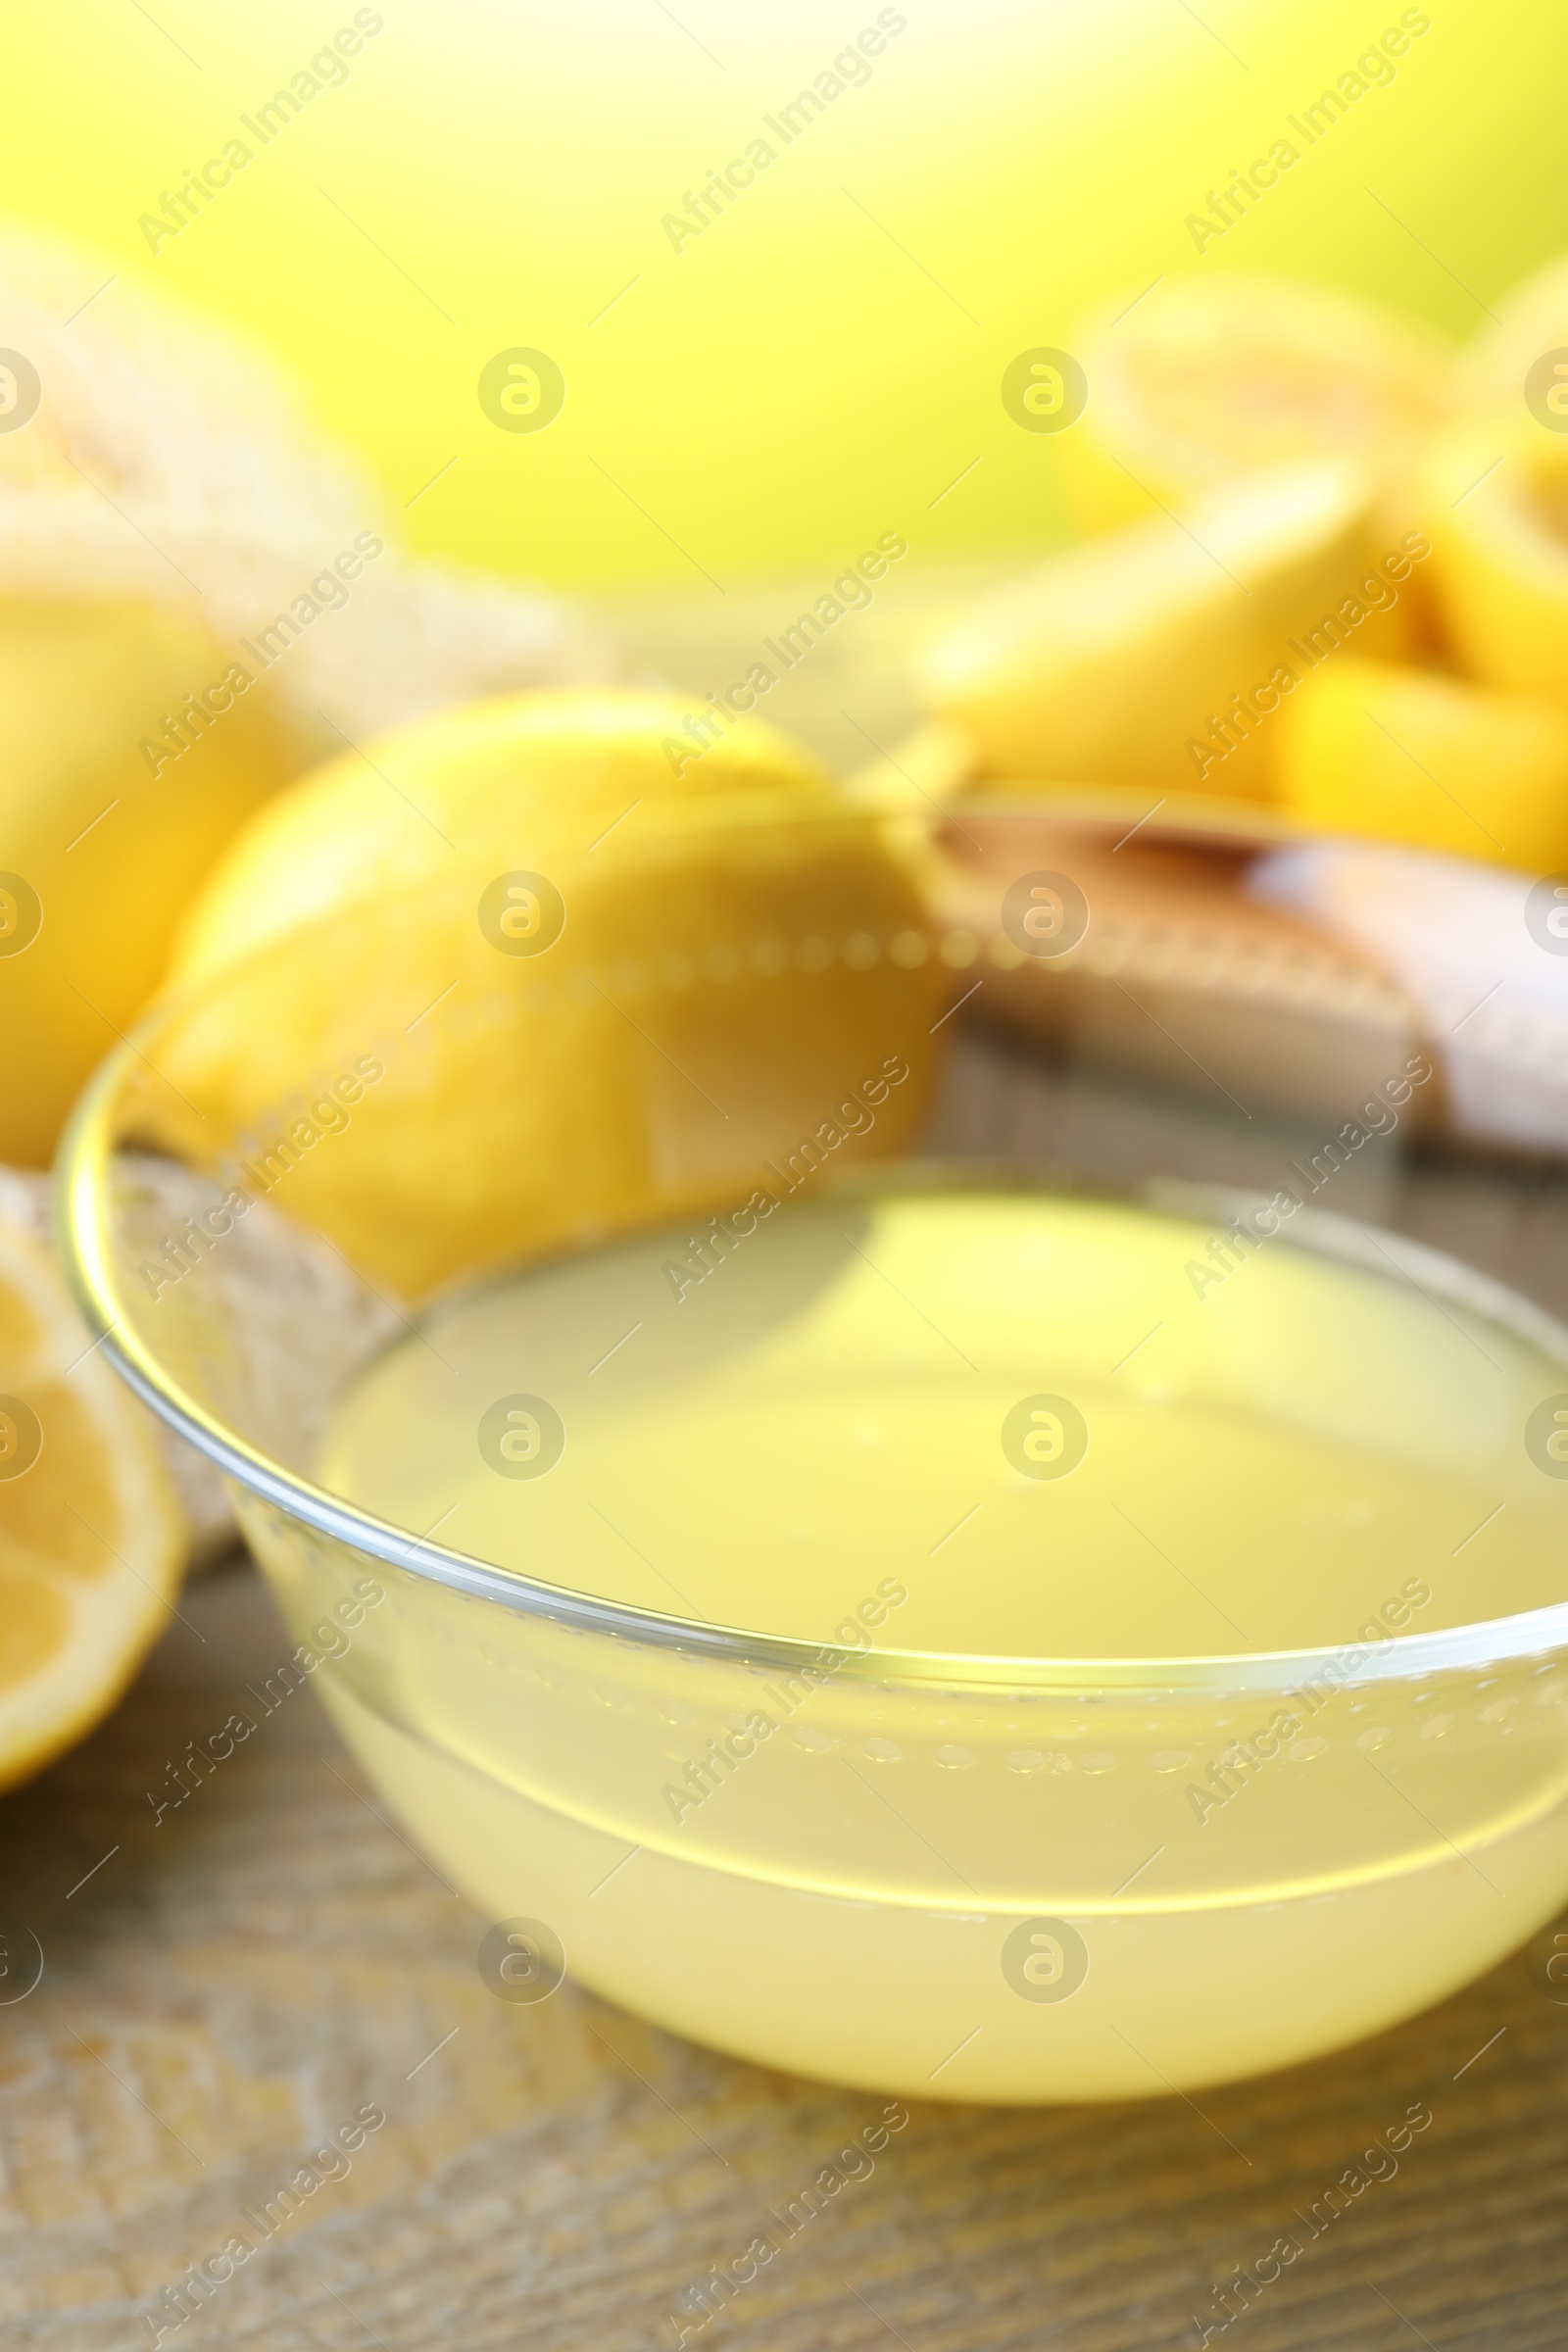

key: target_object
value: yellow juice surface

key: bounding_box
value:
[318,1190,1568,1660]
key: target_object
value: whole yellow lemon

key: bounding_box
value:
[0,599,298,1164]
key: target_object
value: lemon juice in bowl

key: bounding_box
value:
[55,689,1568,2104]
[298,1175,1568,2103]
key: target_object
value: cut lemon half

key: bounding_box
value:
[1454,254,1568,420]
[0,1205,183,1794]
[1066,271,1454,528]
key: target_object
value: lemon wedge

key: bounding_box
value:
[0,1200,183,1793]
[1276,655,1568,869]
[920,462,1407,796]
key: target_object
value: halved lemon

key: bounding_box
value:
[1066,270,1454,528]
[1454,254,1568,418]
[0,1201,183,1794]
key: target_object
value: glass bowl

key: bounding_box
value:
[54,803,1568,2105]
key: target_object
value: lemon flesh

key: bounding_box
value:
[1067,271,1454,529]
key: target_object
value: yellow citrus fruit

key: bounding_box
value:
[1423,423,1568,708]
[0,598,298,1166]
[0,1199,183,1794]
[1453,254,1568,419]
[145,690,945,1298]
[1066,271,1455,530]
[920,461,1410,797]
[1276,655,1568,870]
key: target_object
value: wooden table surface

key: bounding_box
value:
[9,591,1568,2350]
[7,1026,1568,2352]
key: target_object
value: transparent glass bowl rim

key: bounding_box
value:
[51,863,1568,1700]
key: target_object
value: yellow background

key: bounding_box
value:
[6,0,1560,586]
